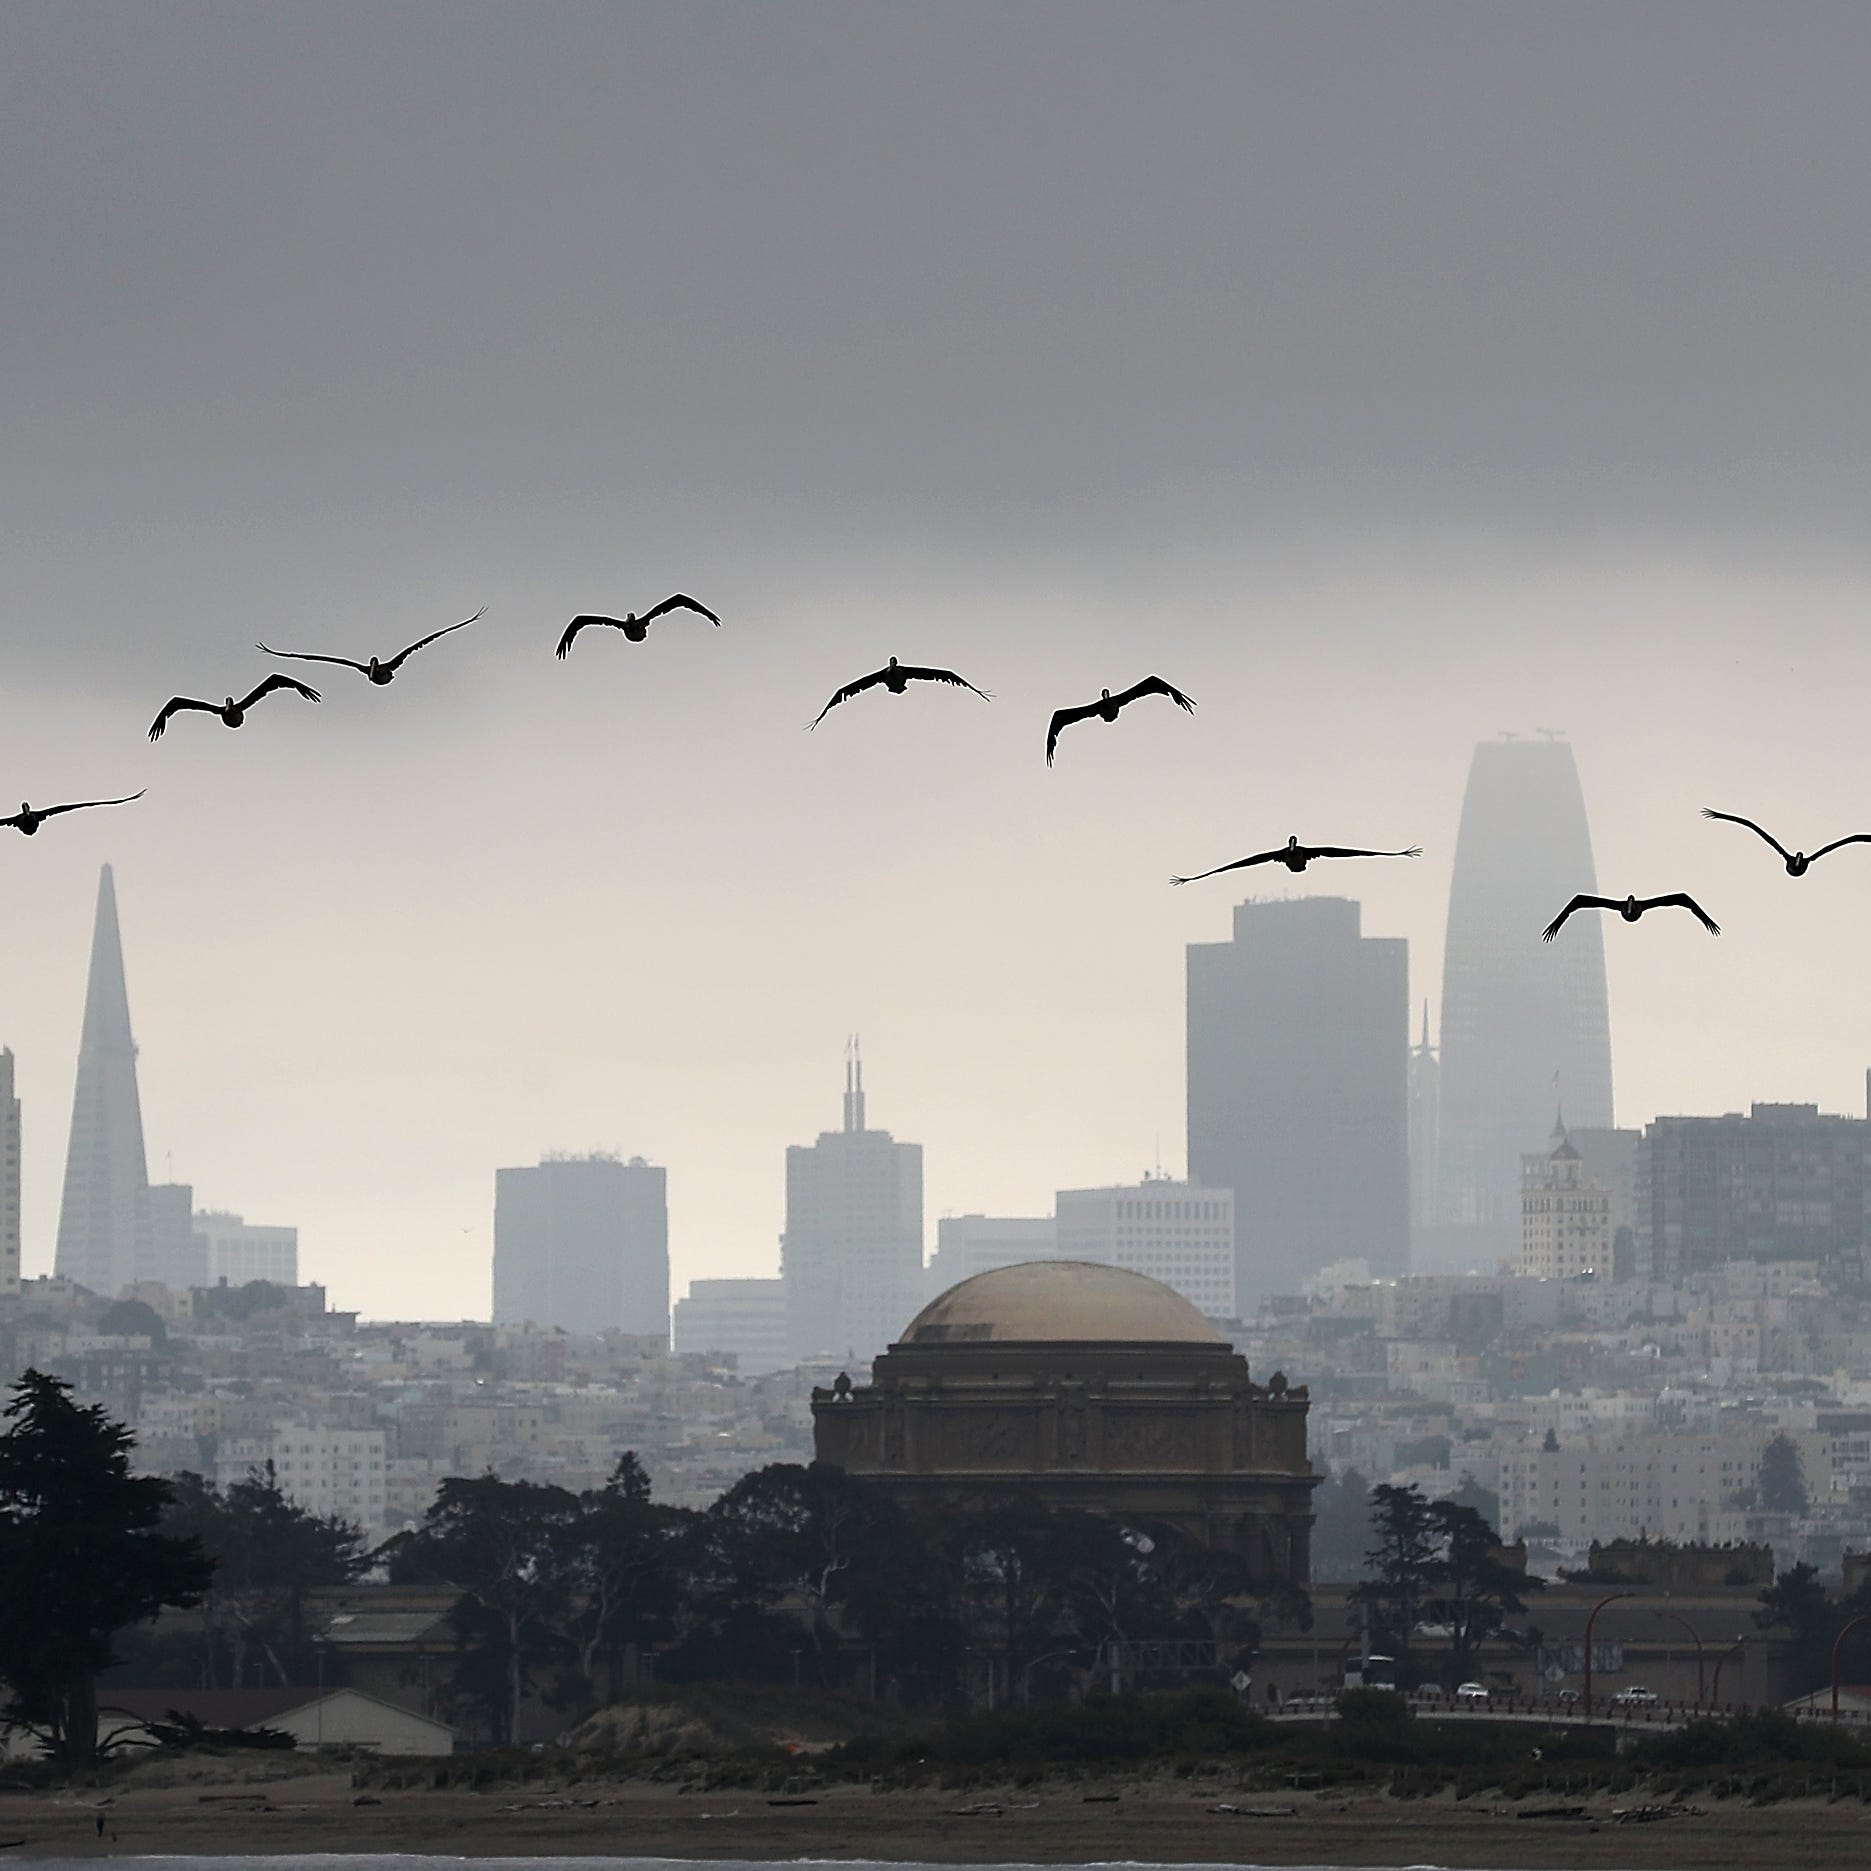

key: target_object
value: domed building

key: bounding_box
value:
[811,1261,1318,1583]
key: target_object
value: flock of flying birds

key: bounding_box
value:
[9,599,1870,942]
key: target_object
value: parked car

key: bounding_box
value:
[1610,1684,1659,1707]
[1455,1681,1491,1704]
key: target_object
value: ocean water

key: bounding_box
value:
[0,1860,1472,1871]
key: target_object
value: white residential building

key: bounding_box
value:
[217,1424,389,1535]
[1054,1178,1235,1319]
[196,1210,298,1287]
[672,1277,789,1372]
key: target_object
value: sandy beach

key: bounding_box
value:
[3,1764,1869,1867]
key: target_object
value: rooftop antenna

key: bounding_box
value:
[1534,726,1566,741]
[843,1033,866,1133]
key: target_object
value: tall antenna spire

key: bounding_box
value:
[846,1033,866,1132]
[1419,999,1430,1050]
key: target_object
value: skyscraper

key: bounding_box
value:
[0,1048,19,1297]
[1434,737,1613,1267]
[54,865,150,1298]
[493,1153,670,1338]
[782,1044,923,1365]
[1187,896,1408,1308]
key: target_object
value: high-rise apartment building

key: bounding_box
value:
[54,865,151,1298]
[0,1048,19,1297]
[924,1214,1057,1296]
[143,1182,204,1289]
[195,1210,299,1287]
[1435,737,1614,1266]
[1054,1179,1235,1318]
[1639,1104,1871,1281]
[672,1277,789,1373]
[493,1153,670,1338]
[782,1047,922,1365]
[1520,1118,1612,1281]
[1187,896,1408,1308]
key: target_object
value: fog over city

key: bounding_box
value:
[5,2,1870,1320]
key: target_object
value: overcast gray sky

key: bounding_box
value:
[4,3,1869,1319]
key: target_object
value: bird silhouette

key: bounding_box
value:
[555,595,720,658]
[809,656,993,728]
[257,606,484,684]
[1171,835,1421,885]
[1701,807,1871,876]
[1046,676,1196,765]
[148,674,321,741]
[0,791,145,835]
[1541,892,1720,942]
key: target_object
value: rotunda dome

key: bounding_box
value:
[900,1260,1223,1346]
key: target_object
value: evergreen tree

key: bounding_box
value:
[1758,1434,1810,1515]
[0,1371,213,1769]
[1428,1497,1540,1682]
[1352,1483,1440,1676]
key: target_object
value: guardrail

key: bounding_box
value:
[1267,1694,1871,1730]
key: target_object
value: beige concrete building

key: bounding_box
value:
[1054,1178,1235,1319]
[813,1261,1317,1580]
[1521,1119,1612,1280]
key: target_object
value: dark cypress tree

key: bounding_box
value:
[0,1371,214,1769]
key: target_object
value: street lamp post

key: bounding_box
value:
[1831,1613,1869,1719]
[1583,1591,1634,1717]
[1655,1609,1706,1703]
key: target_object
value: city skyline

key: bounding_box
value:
[5,7,1871,1320]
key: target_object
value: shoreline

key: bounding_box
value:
[3,1766,1871,1866]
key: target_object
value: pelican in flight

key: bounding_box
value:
[1,791,145,836]
[1701,807,1871,876]
[1046,676,1196,765]
[809,656,992,729]
[1171,835,1421,885]
[1542,892,1720,942]
[149,674,321,741]
[555,595,720,658]
[258,606,484,684]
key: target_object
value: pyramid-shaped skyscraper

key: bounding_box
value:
[53,864,150,1296]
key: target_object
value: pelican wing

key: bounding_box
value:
[1044,700,1100,765]
[641,593,721,627]
[1701,807,1791,862]
[808,666,889,728]
[1639,892,1721,935]
[1170,849,1281,886]
[35,790,147,821]
[1806,832,1871,863]
[1541,894,1618,943]
[897,664,993,701]
[384,605,486,671]
[256,643,368,673]
[148,696,218,741]
[237,673,322,711]
[1113,674,1197,714]
[556,615,620,660]
[1309,844,1423,860]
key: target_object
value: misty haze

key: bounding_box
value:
[4,1,1871,1856]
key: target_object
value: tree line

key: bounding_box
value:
[0,1369,1313,1763]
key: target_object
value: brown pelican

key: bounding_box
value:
[1046,676,1196,765]
[0,791,145,835]
[1541,892,1721,942]
[1171,835,1421,886]
[149,674,321,741]
[809,656,992,729]
[555,595,720,658]
[1701,807,1871,876]
[257,606,484,684]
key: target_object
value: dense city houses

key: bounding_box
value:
[6,739,1871,1708]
